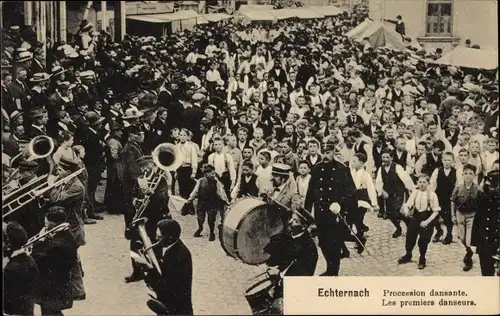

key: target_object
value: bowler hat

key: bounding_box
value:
[84,111,105,126]
[59,156,79,170]
[109,120,124,131]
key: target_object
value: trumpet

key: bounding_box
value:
[20,223,70,255]
[132,143,183,222]
[2,168,84,219]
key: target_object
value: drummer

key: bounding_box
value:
[262,207,318,314]
[262,163,301,229]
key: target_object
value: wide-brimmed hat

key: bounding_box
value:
[109,120,124,131]
[123,108,144,120]
[17,51,33,63]
[78,70,95,80]
[51,65,66,77]
[9,110,23,123]
[84,111,105,126]
[19,159,39,171]
[29,72,51,83]
[272,163,291,177]
[137,155,154,168]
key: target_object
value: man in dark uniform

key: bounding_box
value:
[3,221,40,316]
[304,140,357,276]
[472,169,500,276]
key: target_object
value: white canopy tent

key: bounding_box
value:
[433,47,499,70]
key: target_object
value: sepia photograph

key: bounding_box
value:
[1,0,498,315]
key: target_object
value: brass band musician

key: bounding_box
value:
[3,221,40,316]
[125,155,172,283]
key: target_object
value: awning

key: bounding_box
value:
[288,7,324,19]
[202,13,233,22]
[127,9,199,23]
[270,9,296,20]
[309,5,342,16]
[238,5,274,13]
[433,47,498,70]
[239,9,276,22]
[126,15,170,23]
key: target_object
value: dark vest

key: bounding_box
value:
[435,167,457,203]
[381,163,406,197]
[373,146,384,170]
[390,88,403,105]
[238,174,259,198]
[422,153,443,177]
[353,141,368,158]
[393,150,409,169]
[197,178,223,209]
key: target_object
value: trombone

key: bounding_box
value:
[20,223,70,255]
[2,168,84,219]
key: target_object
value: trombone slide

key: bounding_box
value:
[136,218,162,275]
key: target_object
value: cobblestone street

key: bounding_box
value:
[37,185,480,315]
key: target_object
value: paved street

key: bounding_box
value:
[36,183,480,316]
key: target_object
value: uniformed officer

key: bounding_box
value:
[304,139,357,276]
[471,169,500,276]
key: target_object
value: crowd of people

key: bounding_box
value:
[2,4,500,316]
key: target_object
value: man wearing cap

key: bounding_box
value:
[304,139,358,276]
[30,207,79,314]
[2,40,15,65]
[40,157,87,301]
[28,108,49,138]
[79,111,105,220]
[4,159,45,238]
[3,221,40,316]
[263,207,318,313]
[104,120,125,215]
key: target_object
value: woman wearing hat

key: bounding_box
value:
[29,72,50,108]
[104,120,126,215]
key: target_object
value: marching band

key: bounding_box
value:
[2,4,500,316]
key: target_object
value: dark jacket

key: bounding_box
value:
[3,253,40,316]
[304,158,357,238]
[79,128,104,169]
[147,240,193,315]
[31,229,78,311]
[471,189,500,250]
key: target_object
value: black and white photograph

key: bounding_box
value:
[1,0,499,315]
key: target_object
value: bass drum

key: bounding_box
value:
[221,197,285,265]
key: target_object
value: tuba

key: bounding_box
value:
[132,143,183,222]
[26,135,55,162]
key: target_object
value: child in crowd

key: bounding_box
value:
[451,164,481,271]
[232,159,259,200]
[295,160,311,207]
[255,150,273,194]
[187,164,230,242]
[398,174,441,269]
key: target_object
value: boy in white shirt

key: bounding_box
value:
[295,160,311,207]
[481,137,499,173]
[397,174,441,270]
[255,150,273,194]
[207,137,237,197]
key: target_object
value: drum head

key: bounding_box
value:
[245,279,274,297]
[236,204,284,265]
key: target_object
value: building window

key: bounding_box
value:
[426,0,452,36]
[97,20,103,31]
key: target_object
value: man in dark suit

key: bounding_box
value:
[79,111,105,220]
[31,207,78,316]
[304,140,357,276]
[262,207,318,314]
[142,219,193,316]
[47,81,74,120]
[269,57,288,86]
[28,107,49,138]
[3,221,40,316]
[159,82,185,129]
[9,67,32,113]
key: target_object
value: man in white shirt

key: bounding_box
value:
[376,148,415,238]
[208,137,237,197]
[350,153,379,253]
